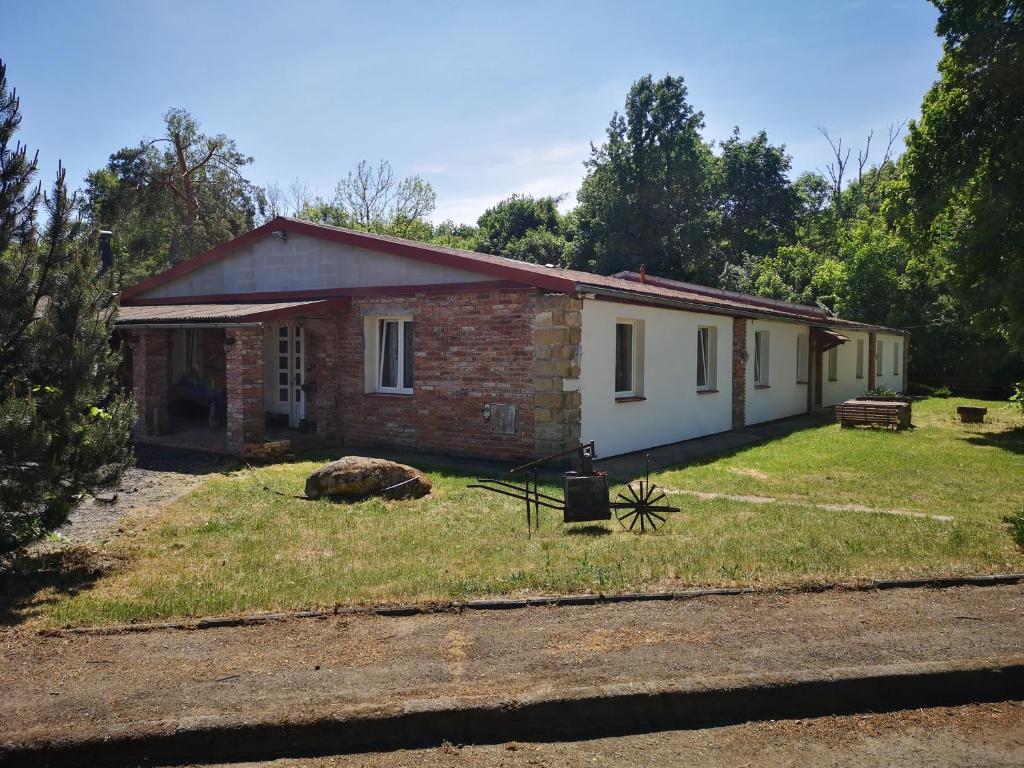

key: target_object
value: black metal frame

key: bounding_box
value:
[469,441,679,536]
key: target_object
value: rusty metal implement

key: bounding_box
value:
[469,441,679,536]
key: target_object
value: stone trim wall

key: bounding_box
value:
[225,326,265,450]
[132,329,170,435]
[731,317,747,429]
[533,294,583,458]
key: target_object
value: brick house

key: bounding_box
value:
[116,217,908,459]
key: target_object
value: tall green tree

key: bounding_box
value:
[573,75,720,281]
[0,61,134,553]
[899,0,1024,351]
[83,108,263,283]
[475,194,571,265]
[716,128,799,264]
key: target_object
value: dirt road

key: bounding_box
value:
[2,584,1022,752]
[198,702,1024,768]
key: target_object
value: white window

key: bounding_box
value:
[893,342,900,375]
[753,330,770,387]
[697,326,717,391]
[856,339,865,379]
[615,320,643,398]
[796,334,809,384]
[376,318,414,393]
[827,346,838,381]
[876,340,884,374]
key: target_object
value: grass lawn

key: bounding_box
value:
[37,397,1024,626]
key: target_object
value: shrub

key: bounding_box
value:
[865,385,899,398]
[1011,381,1024,415]
[1007,509,1024,549]
[932,384,953,398]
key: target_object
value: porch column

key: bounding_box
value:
[867,331,877,391]
[225,326,265,451]
[132,329,170,435]
[731,317,747,429]
[305,316,342,439]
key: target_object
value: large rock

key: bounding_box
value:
[304,456,432,500]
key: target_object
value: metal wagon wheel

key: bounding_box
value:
[614,479,670,533]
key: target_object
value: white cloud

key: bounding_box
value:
[426,139,591,224]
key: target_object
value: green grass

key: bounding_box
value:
[39,397,1024,626]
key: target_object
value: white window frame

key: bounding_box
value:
[375,317,414,395]
[876,340,884,375]
[614,320,643,399]
[796,334,809,384]
[893,342,900,376]
[696,326,717,392]
[827,346,838,382]
[753,330,770,387]
[856,339,865,379]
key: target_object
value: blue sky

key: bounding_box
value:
[2,1,942,224]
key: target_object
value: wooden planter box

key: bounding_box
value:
[956,406,987,424]
[836,399,911,430]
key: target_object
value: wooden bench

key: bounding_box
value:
[835,400,911,431]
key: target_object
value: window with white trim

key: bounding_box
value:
[796,334,809,384]
[614,320,643,398]
[697,326,717,391]
[893,342,900,375]
[376,318,414,393]
[856,339,865,379]
[876,340,884,374]
[827,346,838,381]
[753,330,770,387]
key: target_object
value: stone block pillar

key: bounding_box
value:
[867,331,877,391]
[132,329,170,435]
[533,294,583,458]
[731,318,747,429]
[225,326,265,451]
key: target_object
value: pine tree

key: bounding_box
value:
[0,60,135,553]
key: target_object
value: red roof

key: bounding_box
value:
[119,217,903,331]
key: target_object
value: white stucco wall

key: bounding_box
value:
[579,299,733,458]
[874,332,906,393]
[744,319,810,425]
[821,330,871,406]
[139,232,492,299]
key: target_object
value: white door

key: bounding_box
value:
[274,323,305,427]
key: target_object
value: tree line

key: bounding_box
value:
[1,0,1021,550]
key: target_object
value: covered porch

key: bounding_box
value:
[116,299,349,454]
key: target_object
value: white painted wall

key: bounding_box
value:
[821,329,871,406]
[580,299,733,458]
[874,332,906,393]
[139,232,492,299]
[744,319,810,425]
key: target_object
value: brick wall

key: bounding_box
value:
[867,331,877,391]
[331,288,542,461]
[132,329,170,435]
[305,316,343,439]
[225,327,265,450]
[731,318,747,429]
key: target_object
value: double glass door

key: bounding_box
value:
[274,323,305,426]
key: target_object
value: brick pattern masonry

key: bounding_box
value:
[731,318,747,429]
[225,327,265,450]
[132,329,169,435]
[326,289,542,461]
